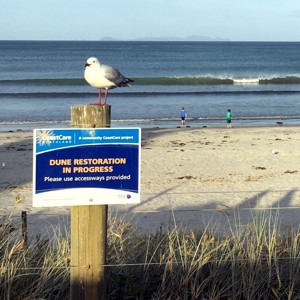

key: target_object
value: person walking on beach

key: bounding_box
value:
[181,107,187,126]
[226,108,232,128]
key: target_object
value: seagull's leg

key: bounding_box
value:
[104,89,109,105]
[98,89,102,105]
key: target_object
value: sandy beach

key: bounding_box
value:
[1,126,300,236]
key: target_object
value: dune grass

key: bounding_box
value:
[1,210,300,299]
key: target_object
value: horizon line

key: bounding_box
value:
[0,39,300,43]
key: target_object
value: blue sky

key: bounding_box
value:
[1,0,300,41]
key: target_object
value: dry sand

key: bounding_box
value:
[1,126,300,236]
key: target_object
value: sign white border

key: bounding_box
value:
[33,128,141,207]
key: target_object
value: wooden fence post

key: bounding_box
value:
[70,104,111,300]
[21,211,27,247]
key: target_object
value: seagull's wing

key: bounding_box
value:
[102,64,133,87]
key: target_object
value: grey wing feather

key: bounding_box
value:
[103,64,134,87]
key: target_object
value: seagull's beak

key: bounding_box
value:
[85,63,90,67]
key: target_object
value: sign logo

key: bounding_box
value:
[36,130,72,146]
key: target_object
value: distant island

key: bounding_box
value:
[100,35,230,42]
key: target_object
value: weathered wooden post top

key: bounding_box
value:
[71,104,111,129]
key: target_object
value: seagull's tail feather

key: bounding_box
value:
[119,78,134,87]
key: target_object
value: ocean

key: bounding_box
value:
[1,40,300,131]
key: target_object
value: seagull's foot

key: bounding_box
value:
[89,103,107,106]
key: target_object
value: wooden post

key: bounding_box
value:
[70,104,111,300]
[21,211,28,247]
[71,104,111,129]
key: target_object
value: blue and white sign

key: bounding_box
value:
[33,128,141,207]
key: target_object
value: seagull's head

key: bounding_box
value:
[85,57,100,68]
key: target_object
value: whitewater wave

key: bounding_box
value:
[1,75,300,86]
[1,90,300,99]
[233,78,260,85]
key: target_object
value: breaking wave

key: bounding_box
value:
[1,75,300,86]
[1,90,300,99]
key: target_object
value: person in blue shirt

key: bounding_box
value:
[226,109,232,128]
[180,107,187,126]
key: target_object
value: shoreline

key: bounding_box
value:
[0,115,299,133]
[1,125,300,235]
[0,121,298,133]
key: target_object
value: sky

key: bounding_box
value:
[1,0,300,41]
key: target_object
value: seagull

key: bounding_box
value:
[84,57,134,105]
